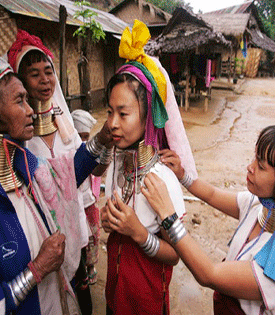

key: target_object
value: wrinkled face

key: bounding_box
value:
[0,76,34,141]
[246,153,275,198]
[22,60,56,102]
[107,82,146,149]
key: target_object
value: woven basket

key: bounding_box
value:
[0,13,17,56]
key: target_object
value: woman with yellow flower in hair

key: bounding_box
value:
[101,20,197,314]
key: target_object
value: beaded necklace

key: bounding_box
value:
[114,140,158,205]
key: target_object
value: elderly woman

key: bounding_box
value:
[7,30,109,313]
[0,58,112,315]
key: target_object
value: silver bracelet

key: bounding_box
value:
[179,172,194,189]
[167,218,187,244]
[23,267,36,290]
[100,146,113,165]
[140,231,160,257]
[86,135,103,157]
[7,267,37,306]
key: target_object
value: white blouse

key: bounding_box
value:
[226,191,275,315]
[106,155,186,234]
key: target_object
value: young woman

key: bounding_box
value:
[142,126,275,315]
[101,20,197,315]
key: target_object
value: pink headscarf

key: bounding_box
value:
[117,64,165,149]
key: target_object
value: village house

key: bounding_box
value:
[109,0,171,39]
[0,0,130,110]
[145,7,231,111]
[202,1,275,78]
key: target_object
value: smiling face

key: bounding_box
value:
[21,59,56,103]
[107,81,146,149]
[0,75,34,141]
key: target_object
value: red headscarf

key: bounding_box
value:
[8,29,54,72]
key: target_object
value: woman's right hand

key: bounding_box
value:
[100,204,114,233]
[32,230,66,280]
[159,149,185,180]
[97,121,114,149]
[142,172,175,221]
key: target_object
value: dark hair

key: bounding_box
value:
[18,50,53,83]
[106,73,148,121]
[256,125,275,167]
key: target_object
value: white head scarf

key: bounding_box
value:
[14,45,74,125]
[71,109,97,134]
[0,57,13,80]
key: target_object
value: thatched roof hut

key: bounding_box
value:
[145,7,232,112]
[202,12,275,53]
[202,1,275,77]
[145,7,231,56]
[202,13,249,37]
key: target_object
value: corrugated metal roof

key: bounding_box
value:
[0,0,129,34]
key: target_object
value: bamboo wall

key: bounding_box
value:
[244,48,263,78]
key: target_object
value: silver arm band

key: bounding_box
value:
[99,146,113,165]
[7,267,37,307]
[24,267,36,289]
[140,231,160,257]
[167,218,187,244]
[7,281,20,306]
[86,135,104,156]
[179,172,194,189]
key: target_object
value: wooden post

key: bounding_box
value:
[59,5,67,98]
[185,73,190,111]
[78,35,92,111]
[203,93,209,112]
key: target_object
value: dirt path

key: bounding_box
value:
[89,77,275,314]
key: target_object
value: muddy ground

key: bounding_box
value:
[88,77,275,314]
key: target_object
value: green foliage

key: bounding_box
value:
[254,0,275,40]
[73,1,105,42]
[136,0,193,14]
[234,57,245,75]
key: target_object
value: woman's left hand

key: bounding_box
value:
[106,191,147,244]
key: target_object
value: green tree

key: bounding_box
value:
[254,0,275,39]
[73,1,106,110]
[73,0,105,42]
[137,0,193,14]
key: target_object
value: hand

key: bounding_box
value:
[158,149,185,180]
[96,121,114,148]
[32,230,66,280]
[100,204,114,233]
[142,173,175,221]
[106,191,147,244]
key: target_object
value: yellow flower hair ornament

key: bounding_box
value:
[119,19,167,104]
